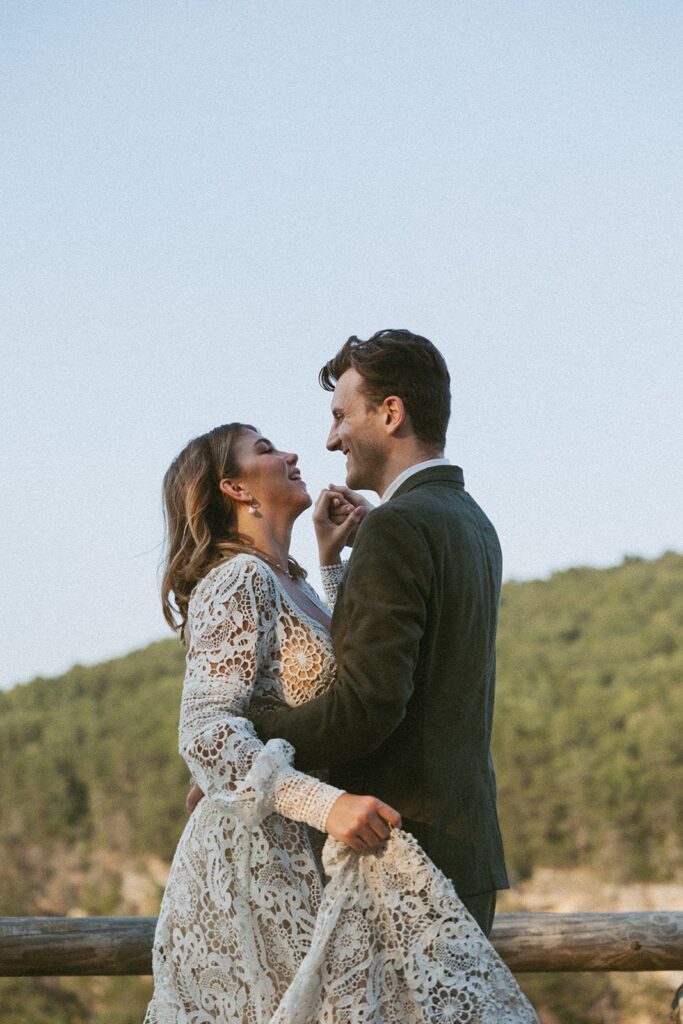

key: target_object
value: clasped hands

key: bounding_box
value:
[313,483,372,566]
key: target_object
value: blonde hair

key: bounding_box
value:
[161,422,305,638]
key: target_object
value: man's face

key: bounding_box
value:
[326,369,388,492]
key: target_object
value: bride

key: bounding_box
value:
[144,421,537,1023]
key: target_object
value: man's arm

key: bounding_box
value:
[254,506,432,769]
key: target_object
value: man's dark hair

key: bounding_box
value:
[319,329,451,449]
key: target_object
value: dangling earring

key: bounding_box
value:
[248,497,258,516]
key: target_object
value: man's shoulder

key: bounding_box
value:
[381,479,502,563]
[351,480,459,551]
[390,473,496,528]
[343,502,432,576]
[357,499,426,541]
[382,477,457,526]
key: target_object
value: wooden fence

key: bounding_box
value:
[1,912,682,976]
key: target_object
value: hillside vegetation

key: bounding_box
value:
[0,551,681,1022]
[495,551,682,882]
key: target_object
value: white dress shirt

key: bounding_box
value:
[380,458,451,505]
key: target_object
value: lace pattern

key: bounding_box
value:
[272,829,538,1023]
[179,556,343,831]
[145,554,537,1023]
[145,556,344,1023]
[320,562,346,608]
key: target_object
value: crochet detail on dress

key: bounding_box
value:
[178,556,344,831]
[145,555,538,1023]
[320,562,346,609]
[271,828,538,1023]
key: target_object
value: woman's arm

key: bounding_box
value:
[180,556,343,832]
[181,556,399,849]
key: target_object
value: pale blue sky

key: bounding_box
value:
[1,1,681,688]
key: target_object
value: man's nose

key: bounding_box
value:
[326,424,340,451]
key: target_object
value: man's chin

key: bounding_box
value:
[346,466,372,491]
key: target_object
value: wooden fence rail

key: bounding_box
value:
[1,913,682,976]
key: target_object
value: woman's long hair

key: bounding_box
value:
[161,422,306,639]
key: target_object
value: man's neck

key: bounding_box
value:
[376,448,445,498]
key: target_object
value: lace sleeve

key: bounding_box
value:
[319,562,346,609]
[180,556,344,832]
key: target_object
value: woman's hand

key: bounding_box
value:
[327,484,374,549]
[325,793,401,852]
[314,489,365,565]
[327,485,373,524]
[314,485,373,564]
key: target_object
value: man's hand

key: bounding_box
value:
[327,485,373,525]
[249,694,288,722]
[313,489,366,565]
[325,793,401,852]
[186,780,205,815]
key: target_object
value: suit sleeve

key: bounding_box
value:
[254,507,431,769]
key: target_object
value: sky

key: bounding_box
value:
[1,1,681,689]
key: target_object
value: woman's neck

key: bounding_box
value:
[236,511,293,571]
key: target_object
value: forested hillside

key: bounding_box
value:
[1,551,681,1023]
[495,551,682,882]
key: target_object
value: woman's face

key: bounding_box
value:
[229,428,312,517]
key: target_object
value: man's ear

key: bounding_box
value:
[382,395,407,435]
[219,478,252,504]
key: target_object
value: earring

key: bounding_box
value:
[248,498,258,516]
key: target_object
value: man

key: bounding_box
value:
[254,328,508,935]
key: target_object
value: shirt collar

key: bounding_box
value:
[380,458,451,504]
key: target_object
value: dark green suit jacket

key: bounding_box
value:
[256,465,509,895]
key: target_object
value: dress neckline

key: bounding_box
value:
[259,560,333,640]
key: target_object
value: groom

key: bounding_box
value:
[254,328,508,935]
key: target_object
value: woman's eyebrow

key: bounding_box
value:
[254,437,273,448]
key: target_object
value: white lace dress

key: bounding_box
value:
[144,554,537,1024]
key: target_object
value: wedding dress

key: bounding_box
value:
[144,554,537,1023]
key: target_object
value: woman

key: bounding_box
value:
[144,422,537,1023]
